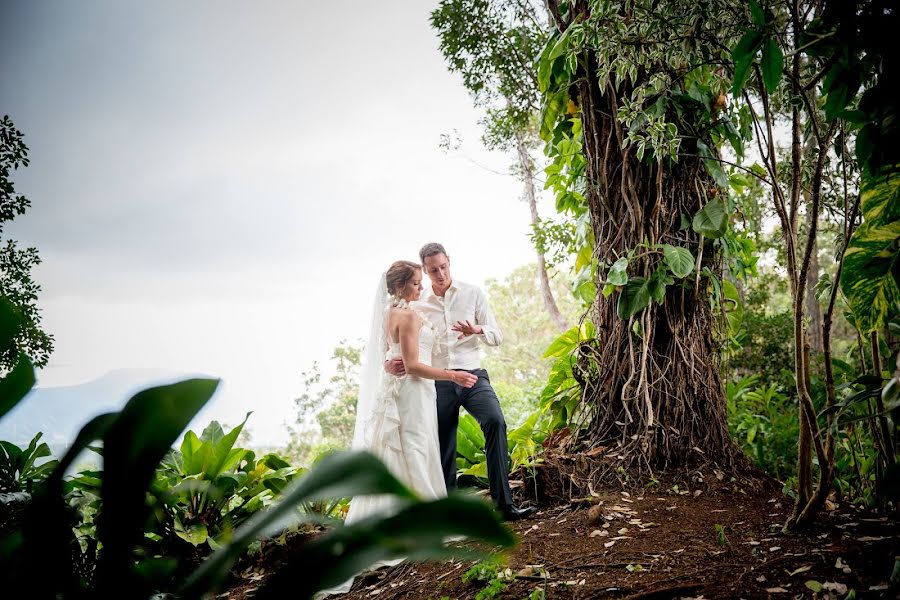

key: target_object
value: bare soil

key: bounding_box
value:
[222,476,898,600]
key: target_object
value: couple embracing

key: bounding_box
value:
[348,242,535,524]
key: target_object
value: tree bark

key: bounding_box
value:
[550,0,738,471]
[805,237,823,352]
[515,131,570,332]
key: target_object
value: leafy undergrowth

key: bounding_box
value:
[222,480,898,599]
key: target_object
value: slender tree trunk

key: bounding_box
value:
[871,332,896,467]
[795,186,861,527]
[805,237,823,353]
[515,130,569,332]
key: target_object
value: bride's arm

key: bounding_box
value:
[399,313,477,388]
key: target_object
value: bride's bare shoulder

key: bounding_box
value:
[389,306,413,322]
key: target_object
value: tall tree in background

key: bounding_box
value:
[431,0,570,331]
[539,1,744,471]
[285,341,361,465]
[483,264,579,425]
[0,116,53,371]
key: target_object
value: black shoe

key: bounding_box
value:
[499,504,537,522]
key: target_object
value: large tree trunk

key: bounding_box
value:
[549,1,738,471]
[514,131,570,332]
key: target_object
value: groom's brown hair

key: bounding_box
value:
[419,242,447,264]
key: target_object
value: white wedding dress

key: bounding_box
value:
[345,319,447,520]
[315,311,447,598]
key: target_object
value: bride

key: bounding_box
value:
[317,260,477,597]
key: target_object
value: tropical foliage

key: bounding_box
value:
[0,299,514,599]
[0,432,57,493]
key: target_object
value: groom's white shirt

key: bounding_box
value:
[413,279,502,370]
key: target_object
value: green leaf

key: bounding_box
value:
[617,277,652,320]
[261,453,291,470]
[537,30,560,93]
[822,58,861,121]
[575,280,596,305]
[455,432,479,465]
[860,169,900,225]
[205,413,251,479]
[540,89,567,141]
[460,461,488,478]
[458,413,486,450]
[648,267,674,303]
[760,36,783,93]
[661,245,694,278]
[805,580,824,593]
[0,298,22,347]
[840,220,900,333]
[180,430,204,475]
[722,279,744,335]
[696,140,728,188]
[692,199,728,238]
[0,354,34,420]
[575,242,593,272]
[607,256,629,286]
[543,325,581,359]
[178,450,423,596]
[731,30,764,97]
[200,421,226,445]
[248,494,515,600]
[508,411,541,448]
[749,0,765,26]
[175,521,209,546]
[548,25,572,62]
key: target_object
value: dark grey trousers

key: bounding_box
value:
[435,368,514,507]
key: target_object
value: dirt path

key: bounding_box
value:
[225,482,898,599]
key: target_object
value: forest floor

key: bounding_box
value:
[223,475,899,599]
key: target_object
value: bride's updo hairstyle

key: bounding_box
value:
[385,260,421,297]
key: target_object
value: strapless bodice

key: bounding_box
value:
[387,321,434,367]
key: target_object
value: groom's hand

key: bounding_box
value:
[384,358,406,377]
[452,320,483,339]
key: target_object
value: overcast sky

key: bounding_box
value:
[0,1,552,445]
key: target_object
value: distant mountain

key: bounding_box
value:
[0,369,211,453]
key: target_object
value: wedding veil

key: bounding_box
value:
[351,273,390,450]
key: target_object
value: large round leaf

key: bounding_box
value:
[692,199,728,238]
[661,244,694,278]
[607,256,629,286]
[617,277,651,320]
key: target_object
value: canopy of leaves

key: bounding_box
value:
[0,116,53,370]
[431,0,547,150]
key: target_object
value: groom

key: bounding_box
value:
[387,243,536,521]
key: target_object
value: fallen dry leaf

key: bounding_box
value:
[822,582,848,594]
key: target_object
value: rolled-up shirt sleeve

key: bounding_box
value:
[475,288,502,346]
